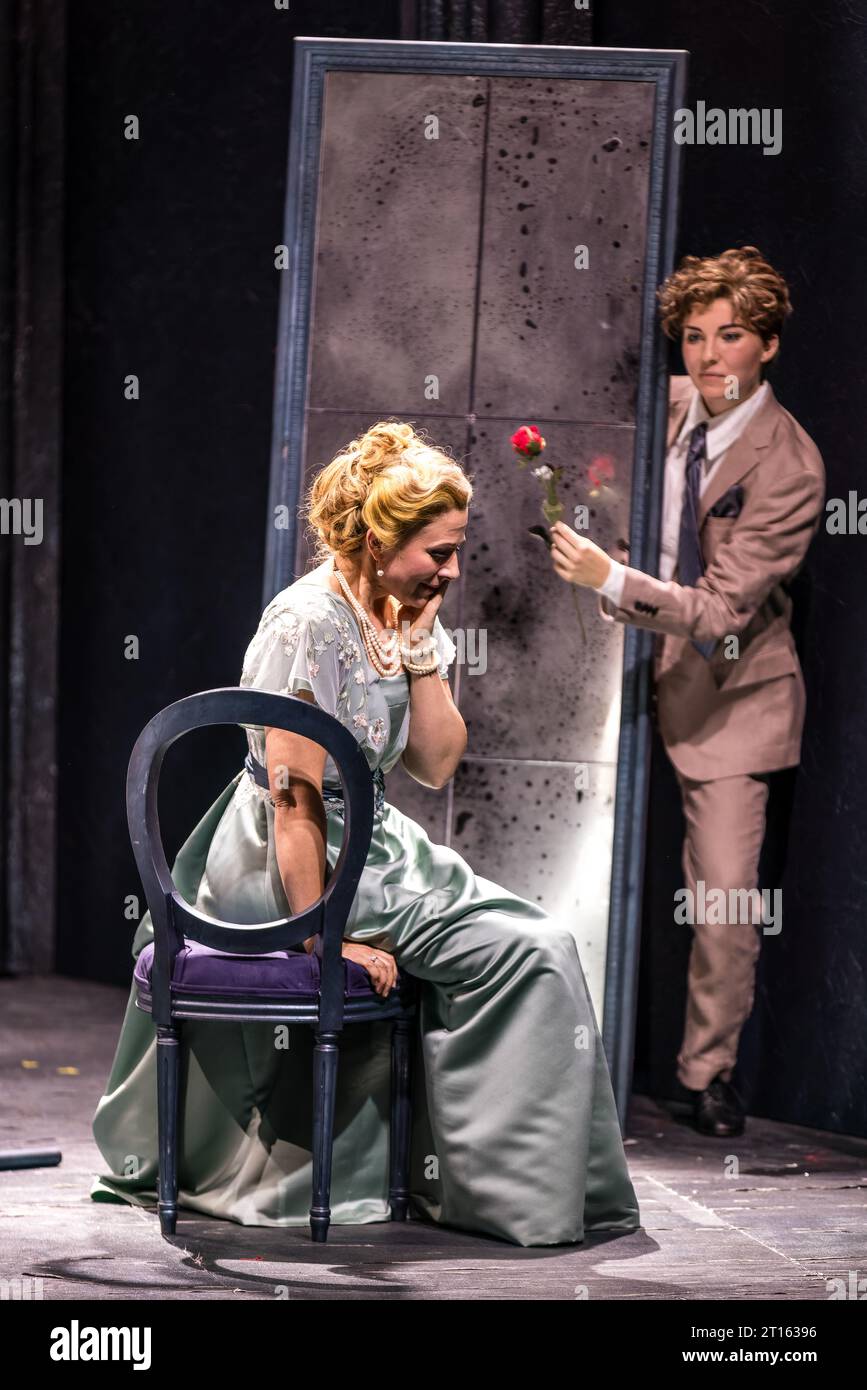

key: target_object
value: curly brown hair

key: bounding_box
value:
[657,246,792,368]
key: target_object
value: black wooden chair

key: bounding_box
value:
[127,687,418,1243]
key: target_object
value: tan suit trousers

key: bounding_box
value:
[673,768,772,1091]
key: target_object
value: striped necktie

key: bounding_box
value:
[677,421,716,659]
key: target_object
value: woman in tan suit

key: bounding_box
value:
[549,246,826,1137]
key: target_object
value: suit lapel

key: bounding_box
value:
[696,382,781,527]
[667,390,691,449]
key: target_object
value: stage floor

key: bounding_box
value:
[2,975,866,1301]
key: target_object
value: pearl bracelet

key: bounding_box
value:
[399,639,439,675]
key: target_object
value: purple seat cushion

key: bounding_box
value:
[134,940,395,998]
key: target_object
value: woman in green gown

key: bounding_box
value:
[90,421,640,1248]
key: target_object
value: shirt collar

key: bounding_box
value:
[676,378,769,464]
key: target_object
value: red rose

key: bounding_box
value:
[510,424,546,458]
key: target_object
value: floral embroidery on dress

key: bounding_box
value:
[237,586,397,779]
[367,716,387,749]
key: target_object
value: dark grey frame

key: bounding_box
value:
[263,37,687,1119]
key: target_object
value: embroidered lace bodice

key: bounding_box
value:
[233,570,457,811]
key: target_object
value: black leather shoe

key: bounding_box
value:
[693,1074,745,1136]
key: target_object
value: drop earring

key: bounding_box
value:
[376,568,384,576]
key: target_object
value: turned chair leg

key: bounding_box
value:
[389,1017,413,1222]
[310,1028,340,1242]
[156,1024,181,1237]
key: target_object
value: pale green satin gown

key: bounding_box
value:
[90,568,640,1247]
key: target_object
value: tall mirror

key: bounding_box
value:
[264,37,686,1113]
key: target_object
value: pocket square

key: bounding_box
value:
[706,484,744,519]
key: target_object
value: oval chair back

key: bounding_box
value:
[127,686,374,1031]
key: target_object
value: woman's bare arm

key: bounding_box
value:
[265,690,328,954]
[400,670,467,789]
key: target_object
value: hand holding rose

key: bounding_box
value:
[549,521,613,589]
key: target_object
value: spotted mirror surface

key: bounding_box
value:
[267,39,684,1101]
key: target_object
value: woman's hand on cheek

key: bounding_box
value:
[549,521,612,589]
[395,580,448,648]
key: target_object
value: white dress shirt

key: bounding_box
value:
[596,379,770,604]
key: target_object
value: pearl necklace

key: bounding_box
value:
[331,557,404,677]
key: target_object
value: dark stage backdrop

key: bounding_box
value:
[48,1,866,1135]
[594,2,867,1134]
[58,1,402,987]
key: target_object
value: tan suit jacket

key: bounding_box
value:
[600,375,826,779]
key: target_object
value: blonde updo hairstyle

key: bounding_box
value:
[304,420,473,566]
[657,245,792,376]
